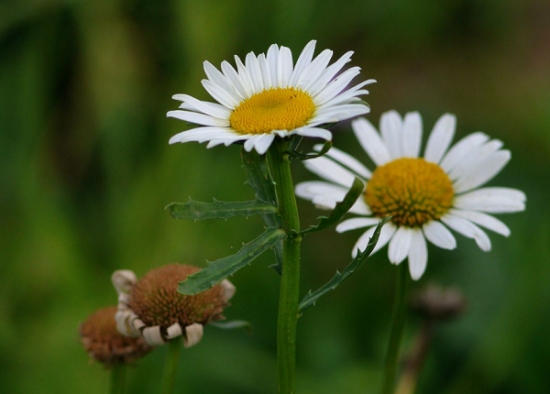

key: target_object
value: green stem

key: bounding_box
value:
[109,363,126,394]
[381,263,409,394]
[161,338,182,394]
[269,140,301,394]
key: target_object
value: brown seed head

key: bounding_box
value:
[128,264,229,329]
[411,284,467,321]
[80,306,152,365]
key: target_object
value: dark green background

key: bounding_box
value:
[1,0,549,392]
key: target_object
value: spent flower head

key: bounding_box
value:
[112,264,235,347]
[79,306,152,365]
[167,40,374,154]
[296,111,526,280]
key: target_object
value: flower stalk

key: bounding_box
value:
[161,338,182,394]
[269,139,302,394]
[109,364,126,394]
[381,263,409,394]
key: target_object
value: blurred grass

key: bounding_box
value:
[1,0,550,393]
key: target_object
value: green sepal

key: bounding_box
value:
[166,198,277,221]
[299,177,364,236]
[298,216,391,314]
[286,140,333,161]
[178,227,286,295]
[241,148,284,274]
[209,320,252,333]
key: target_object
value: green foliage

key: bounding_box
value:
[286,139,333,160]
[178,227,286,295]
[241,148,284,273]
[299,177,364,236]
[298,216,391,313]
[166,198,277,221]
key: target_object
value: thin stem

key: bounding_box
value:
[394,320,435,394]
[381,263,409,394]
[161,338,182,394]
[268,140,301,394]
[110,363,126,394]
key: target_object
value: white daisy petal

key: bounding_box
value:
[453,150,511,193]
[303,156,355,187]
[315,144,371,179]
[278,46,293,87]
[295,181,348,205]
[454,187,526,213]
[301,49,333,91]
[441,214,492,251]
[234,55,255,98]
[289,40,316,87]
[221,60,248,99]
[317,79,375,110]
[401,112,422,158]
[202,61,242,101]
[336,217,381,233]
[424,113,456,164]
[313,67,360,105]
[172,94,231,119]
[201,79,239,109]
[440,132,489,173]
[422,220,457,249]
[245,52,264,91]
[312,104,370,123]
[257,53,272,89]
[169,127,240,144]
[408,229,428,280]
[294,127,332,140]
[252,133,276,155]
[448,139,504,181]
[308,51,353,97]
[352,118,392,165]
[449,209,510,237]
[266,44,280,87]
[380,110,403,159]
[349,198,372,215]
[388,227,413,264]
[167,110,229,127]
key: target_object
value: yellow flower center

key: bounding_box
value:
[365,158,454,227]
[229,88,315,134]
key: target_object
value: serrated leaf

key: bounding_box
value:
[178,227,286,295]
[241,148,284,273]
[298,216,391,314]
[210,320,252,333]
[286,140,333,161]
[166,198,277,221]
[299,177,364,236]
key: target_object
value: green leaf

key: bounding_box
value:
[210,320,252,333]
[241,148,284,274]
[299,177,364,236]
[298,216,392,314]
[166,198,277,221]
[178,227,286,295]
[286,140,333,161]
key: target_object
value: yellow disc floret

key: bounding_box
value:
[365,158,454,227]
[230,88,315,134]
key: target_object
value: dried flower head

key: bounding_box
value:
[80,306,152,365]
[411,284,467,321]
[112,264,235,347]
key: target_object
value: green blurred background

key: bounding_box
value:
[1,0,549,392]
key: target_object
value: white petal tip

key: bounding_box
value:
[111,270,137,294]
[184,323,204,348]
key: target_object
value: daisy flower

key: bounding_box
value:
[167,40,374,154]
[295,111,526,280]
